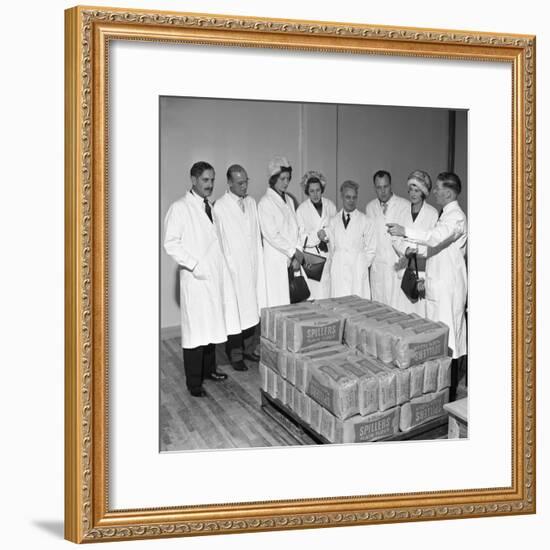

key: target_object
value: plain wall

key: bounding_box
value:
[336,104,468,212]
[160,97,467,329]
[160,97,303,329]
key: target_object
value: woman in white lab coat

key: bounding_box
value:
[296,171,337,299]
[393,170,439,315]
[258,157,305,307]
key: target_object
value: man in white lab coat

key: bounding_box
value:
[319,180,376,299]
[214,165,267,371]
[366,170,410,308]
[387,171,467,400]
[164,161,240,397]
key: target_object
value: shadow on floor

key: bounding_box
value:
[32,520,64,539]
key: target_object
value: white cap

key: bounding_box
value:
[268,156,291,177]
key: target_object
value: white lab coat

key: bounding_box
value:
[258,188,302,307]
[214,191,267,331]
[163,191,240,349]
[326,209,377,299]
[366,194,410,308]
[296,197,337,299]
[404,200,467,358]
[393,201,439,315]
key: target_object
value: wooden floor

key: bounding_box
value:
[160,337,314,451]
[159,337,467,452]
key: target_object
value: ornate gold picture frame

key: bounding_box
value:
[65,5,536,543]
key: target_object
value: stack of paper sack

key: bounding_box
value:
[260,296,453,443]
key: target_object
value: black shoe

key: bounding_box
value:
[189,388,206,397]
[232,360,249,371]
[244,352,260,362]
[207,371,228,381]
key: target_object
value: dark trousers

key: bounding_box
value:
[182,343,216,391]
[225,324,259,363]
[449,355,468,402]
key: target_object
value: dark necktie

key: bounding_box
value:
[438,209,443,220]
[204,198,213,223]
[343,212,350,229]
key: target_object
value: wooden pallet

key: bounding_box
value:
[260,390,448,445]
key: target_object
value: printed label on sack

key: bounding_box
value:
[318,364,349,382]
[383,316,412,327]
[408,334,446,365]
[360,383,378,408]
[397,318,427,329]
[339,363,366,379]
[353,304,383,314]
[411,322,438,334]
[354,411,397,441]
[307,376,335,409]
[300,320,341,348]
[364,361,384,375]
[410,393,445,425]
[371,312,400,321]
[306,347,345,360]
[352,358,376,371]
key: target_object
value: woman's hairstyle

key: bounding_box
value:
[300,170,327,195]
[269,166,292,187]
[407,169,432,199]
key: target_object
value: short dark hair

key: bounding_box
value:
[373,170,391,184]
[226,164,246,182]
[304,176,324,195]
[437,171,462,196]
[190,161,214,179]
[269,166,292,187]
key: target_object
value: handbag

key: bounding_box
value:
[301,237,327,282]
[400,253,420,302]
[288,264,311,303]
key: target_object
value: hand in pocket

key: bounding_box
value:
[192,261,208,280]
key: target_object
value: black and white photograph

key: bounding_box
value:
[159,96,468,451]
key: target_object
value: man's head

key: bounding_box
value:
[340,180,359,213]
[433,171,462,207]
[373,170,392,203]
[190,161,215,199]
[226,164,249,198]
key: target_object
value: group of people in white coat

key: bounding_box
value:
[164,162,265,397]
[164,158,467,399]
